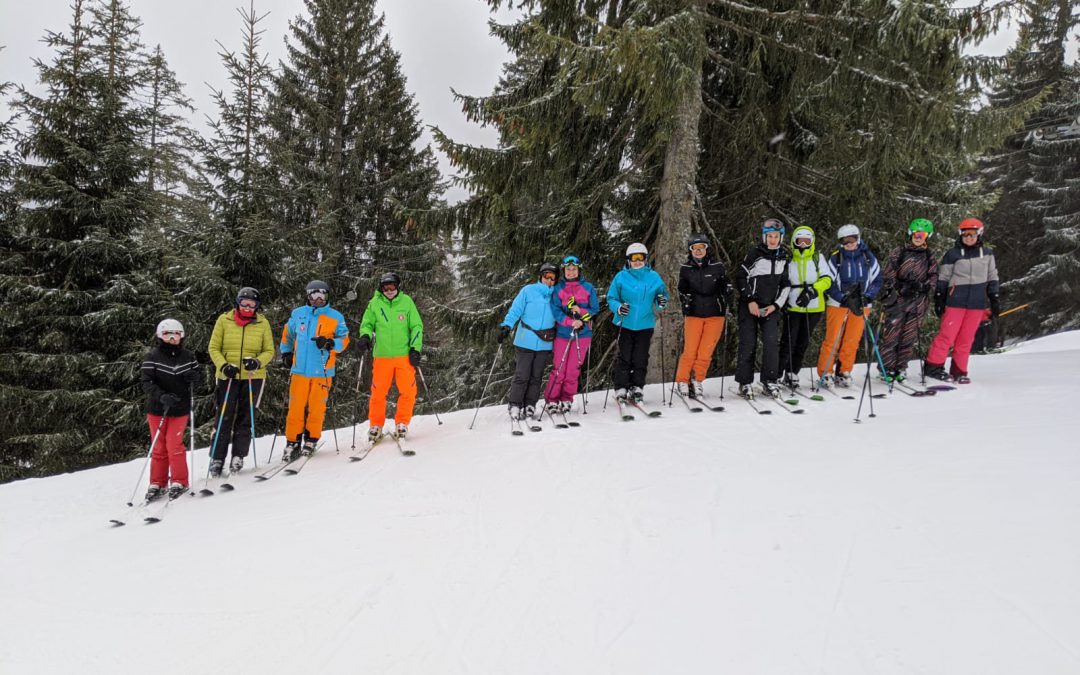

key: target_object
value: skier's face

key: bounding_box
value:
[794,236,812,250]
[381,284,399,299]
[765,232,782,249]
[627,253,646,269]
[690,243,707,260]
[308,290,327,308]
[911,230,929,246]
[541,273,557,286]
[237,299,257,317]
[563,264,579,280]
[160,330,182,345]
[840,236,859,249]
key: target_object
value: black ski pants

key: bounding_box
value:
[735,303,781,385]
[878,297,928,373]
[509,347,552,409]
[778,311,823,377]
[613,327,654,390]
[210,376,263,461]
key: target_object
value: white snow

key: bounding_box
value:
[3,332,1080,674]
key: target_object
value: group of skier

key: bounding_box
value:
[139,216,999,500]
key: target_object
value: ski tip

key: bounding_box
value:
[758,410,772,415]
[792,409,806,414]
[143,517,161,524]
[568,422,581,427]
[220,483,234,491]
[198,489,214,496]
[621,415,634,421]
[512,430,524,436]
[109,520,125,527]
[403,450,416,456]
[254,475,270,481]
[648,411,662,417]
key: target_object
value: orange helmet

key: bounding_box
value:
[957,218,984,236]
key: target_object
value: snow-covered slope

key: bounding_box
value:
[3,333,1079,675]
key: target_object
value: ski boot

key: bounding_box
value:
[781,372,800,389]
[835,372,853,388]
[923,362,952,382]
[953,372,971,384]
[167,482,186,500]
[301,439,318,456]
[282,441,301,463]
[691,380,704,399]
[762,381,781,398]
[229,456,244,473]
[145,484,165,502]
[738,383,754,399]
[395,423,408,439]
[544,401,561,416]
[614,388,629,404]
[630,386,644,403]
[558,400,572,415]
[367,426,384,444]
[508,404,522,420]
[209,459,224,478]
[675,381,691,398]
[817,374,834,389]
[893,370,907,383]
[523,405,536,420]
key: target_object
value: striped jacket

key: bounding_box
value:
[937,240,999,310]
[140,343,201,416]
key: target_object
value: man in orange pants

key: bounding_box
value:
[675,233,732,398]
[356,272,424,442]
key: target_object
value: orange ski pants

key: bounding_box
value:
[816,306,867,377]
[676,316,725,383]
[369,356,417,427]
[285,374,332,442]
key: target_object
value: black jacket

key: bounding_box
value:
[140,341,202,416]
[677,255,732,318]
[736,244,791,308]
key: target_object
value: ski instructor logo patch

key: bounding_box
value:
[397,313,405,321]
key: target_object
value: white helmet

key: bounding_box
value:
[837,224,860,241]
[155,318,185,339]
[625,242,648,258]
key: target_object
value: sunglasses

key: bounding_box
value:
[627,253,646,262]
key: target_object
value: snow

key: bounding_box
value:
[3,332,1080,674]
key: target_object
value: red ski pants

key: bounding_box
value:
[147,414,189,487]
[286,375,331,442]
[369,356,416,428]
[676,316,725,383]
[927,306,987,376]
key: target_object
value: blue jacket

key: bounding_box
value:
[551,276,600,339]
[501,282,557,352]
[280,304,350,377]
[825,241,883,306]
[607,264,668,330]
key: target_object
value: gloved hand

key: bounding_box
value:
[243,357,260,371]
[989,294,1001,318]
[656,296,667,310]
[221,363,240,379]
[579,312,592,322]
[617,303,630,317]
[281,352,294,369]
[934,293,946,318]
[497,325,511,343]
[796,287,813,308]
[408,349,421,367]
[722,287,734,311]
[842,292,864,315]
[313,336,333,350]
[355,335,372,352]
[160,393,181,409]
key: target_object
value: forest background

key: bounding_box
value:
[1,0,1077,482]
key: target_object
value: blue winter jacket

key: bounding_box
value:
[501,282,557,352]
[825,242,883,306]
[280,304,350,377]
[607,264,668,330]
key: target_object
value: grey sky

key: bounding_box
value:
[0,0,516,202]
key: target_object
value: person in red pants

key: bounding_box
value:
[140,319,203,501]
[925,218,1000,383]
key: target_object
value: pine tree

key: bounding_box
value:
[0,0,157,479]
[981,0,1080,335]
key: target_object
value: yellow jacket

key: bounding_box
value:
[208,310,276,380]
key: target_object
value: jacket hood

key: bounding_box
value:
[622,263,655,276]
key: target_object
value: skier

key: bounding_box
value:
[607,242,669,403]
[674,233,732,398]
[206,286,275,476]
[777,225,832,389]
[499,263,559,420]
[734,219,791,398]
[924,218,1000,383]
[279,280,350,461]
[544,255,599,414]
[877,218,938,382]
[815,224,882,388]
[140,319,202,501]
[356,272,423,442]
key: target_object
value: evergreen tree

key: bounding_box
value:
[0,0,157,480]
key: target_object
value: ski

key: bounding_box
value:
[348,435,384,462]
[557,410,581,427]
[815,380,856,400]
[197,473,236,496]
[255,456,301,481]
[509,413,525,436]
[543,408,569,429]
[891,380,936,397]
[628,400,662,418]
[283,445,321,475]
[614,398,635,421]
[925,384,957,392]
[759,386,805,414]
[144,491,187,524]
[389,432,415,457]
[728,386,772,415]
[690,393,725,412]
[785,382,825,402]
[673,391,703,412]
[109,499,153,527]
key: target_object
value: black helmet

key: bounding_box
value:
[235,286,260,308]
[305,279,330,294]
[538,262,558,278]
[687,233,709,250]
[378,272,402,290]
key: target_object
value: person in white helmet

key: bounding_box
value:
[139,319,203,501]
[606,242,669,404]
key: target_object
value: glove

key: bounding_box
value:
[796,287,813,308]
[722,287,734,313]
[355,335,372,352]
[243,357,260,371]
[409,349,421,367]
[313,336,333,350]
[497,325,511,343]
[221,363,240,379]
[989,295,1001,318]
[566,297,577,311]
[160,393,181,409]
[656,296,668,310]
[617,303,630,317]
[579,312,592,322]
[281,352,294,369]
[842,292,864,314]
[934,293,946,318]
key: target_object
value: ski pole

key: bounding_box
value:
[127,411,169,506]
[247,370,258,467]
[415,366,442,425]
[864,322,890,388]
[580,330,590,414]
[544,332,575,405]
[668,319,682,404]
[855,322,877,423]
[350,354,366,452]
[604,320,626,411]
[207,377,234,476]
[188,385,196,496]
[658,310,668,406]
[818,309,849,387]
[469,347,503,430]
[719,309,729,400]
[317,347,340,453]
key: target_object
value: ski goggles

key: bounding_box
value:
[627,252,646,263]
[840,236,859,246]
[160,330,183,337]
[380,282,399,292]
[960,230,980,238]
[541,272,557,282]
[561,255,581,267]
[238,300,258,310]
[307,289,327,299]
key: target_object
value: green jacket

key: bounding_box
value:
[358,292,423,358]
[786,229,833,314]
[208,310,276,379]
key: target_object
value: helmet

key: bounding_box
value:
[235,286,260,308]
[687,233,709,250]
[155,318,185,339]
[561,255,581,268]
[538,262,559,278]
[626,242,648,259]
[957,217,984,236]
[837,224,861,242]
[761,218,785,243]
[378,272,402,290]
[305,279,330,294]
[908,218,934,238]
[791,225,815,248]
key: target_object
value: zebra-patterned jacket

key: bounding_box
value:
[881,244,938,313]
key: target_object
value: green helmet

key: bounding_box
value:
[908,218,934,238]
